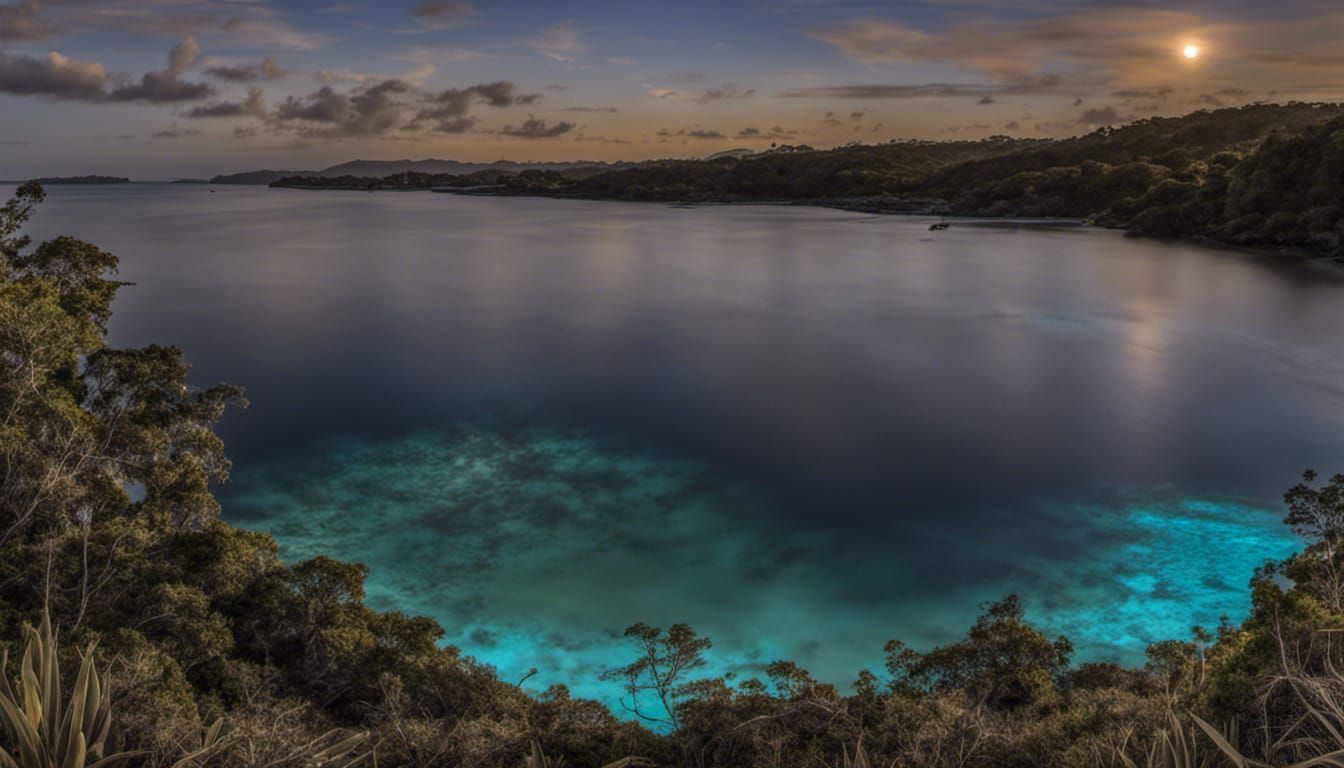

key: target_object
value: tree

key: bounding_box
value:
[0,184,246,639]
[885,595,1073,710]
[603,623,711,729]
[1282,470,1344,612]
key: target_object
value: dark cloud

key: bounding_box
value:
[781,83,1020,100]
[205,57,286,83]
[977,95,996,105]
[274,79,412,137]
[410,0,475,28]
[1112,87,1173,100]
[152,127,202,139]
[499,116,574,139]
[697,82,755,104]
[186,87,266,118]
[109,38,213,103]
[0,1,54,41]
[1078,105,1125,125]
[658,127,725,140]
[514,92,543,105]
[561,106,617,113]
[544,83,568,92]
[0,49,106,99]
[1004,120,1021,131]
[736,125,797,140]
[411,80,520,133]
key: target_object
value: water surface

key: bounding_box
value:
[17,184,1341,704]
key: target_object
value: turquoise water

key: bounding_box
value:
[227,421,1299,705]
[17,185,1339,710]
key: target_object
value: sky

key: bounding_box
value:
[1,0,1343,177]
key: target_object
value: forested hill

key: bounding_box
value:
[522,102,1344,256]
[560,136,1048,203]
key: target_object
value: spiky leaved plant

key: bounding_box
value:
[1115,711,1243,768]
[0,612,142,768]
[523,740,651,768]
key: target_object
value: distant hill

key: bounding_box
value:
[210,169,317,185]
[17,175,131,184]
[705,149,758,161]
[214,158,630,185]
[483,102,1344,256]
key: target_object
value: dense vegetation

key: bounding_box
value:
[456,103,1344,256]
[270,168,586,192]
[6,180,1344,767]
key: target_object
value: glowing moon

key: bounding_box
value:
[1183,44,1201,59]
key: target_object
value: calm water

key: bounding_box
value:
[16,183,1344,704]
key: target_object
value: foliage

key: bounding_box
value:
[8,180,1344,768]
[602,624,712,730]
[0,611,140,768]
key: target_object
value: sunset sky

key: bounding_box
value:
[2,0,1343,177]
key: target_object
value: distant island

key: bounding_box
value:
[265,103,1344,259]
[215,158,632,185]
[18,175,131,184]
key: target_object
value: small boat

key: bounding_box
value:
[929,222,950,231]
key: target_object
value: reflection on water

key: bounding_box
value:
[14,184,1344,701]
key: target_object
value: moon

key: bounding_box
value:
[1184,44,1201,59]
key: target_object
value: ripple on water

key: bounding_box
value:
[224,422,1300,709]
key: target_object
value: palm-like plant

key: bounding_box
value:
[0,612,141,768]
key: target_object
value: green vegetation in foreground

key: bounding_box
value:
[7,180,1344,767]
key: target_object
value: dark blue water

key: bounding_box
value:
[17,183,1343,705]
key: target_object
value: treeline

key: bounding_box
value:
[561,103,1344,256]
[7,180,1344,767]
[270,168,600,191]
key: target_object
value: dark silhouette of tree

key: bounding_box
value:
[603,623,712,729]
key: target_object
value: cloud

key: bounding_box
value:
[273,79,412,137]
[410,80,524,132]
[0,49,107,99]
[521,22,582,62]
[499,116,574,139]
[812,7,1344,91]
[736,125,797,140]
[153,127,202,139]
[109,38,214,103]
[977,95,996,105]
[697,82,755,104]
[186,87,266,118]
[0,1,54,42]
[1112,87,1173,100]
[410,0,475,29]
[544,83,568,91]
[205,57,286,83]
[218,16,329,51]
[646,87,681,99]
[561,106,617,113]
[1078,105,1125,125]
[658,127,725,140]
[781,83,1010,100]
